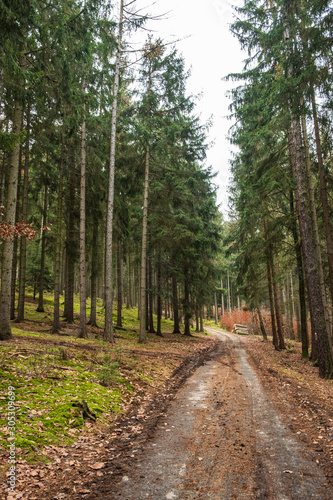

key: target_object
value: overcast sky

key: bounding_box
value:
[129,0,245,216]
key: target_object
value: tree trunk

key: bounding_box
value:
[156,259,162,336]
[16,104,31,323]
[139,144,150,343]
[64,168,75,324]
[221,278,224,317]
[10,152,22,320]
[36,183,48,313]
[290,188,309,357]
[184,268,191,336]
[117,238,123,328]
[104,0,124,342]
[88,212,98,327]
[148,258,155,333]
[311,86,333,311]
[227,270,231,314]
[79,94,87,338]
[199,306,204,333]
[195,301,199,332]
[214,293,218,325]
[126,252,131,309]
[266,255,279,348]
[0,98,23,340]
[256,306,267,341]
[288,116,333,377]
[271,255,285,350]
[172,275,180,334]
[301,113,330,355]
[51,140,64,334]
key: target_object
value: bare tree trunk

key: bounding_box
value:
[200,306,204,333]
[288,117,333,377]
[290,188,309,357]
[16,104,31,323]
[221,278,224,317]
[10,150,22,320]
[271,256,285,350]
[156,259,162,336]
[195,299,199,332]
[266,255,279,348]
[227,270,231,314]
[148,258,155,333]
[0,98,23,340]
[184,268,191,336]
[139,145,150,343]
[126,252,131,309]
[79,100,87,339]
[51,141,64,333]
[311,86,333,311]
[36,182,48,313]
[214,293,218,325]
[64,168,75,324]
[117,238,123,328]
[104,0,124,342]
[256,305,267,341]
[88,212,98,327]
[172,275,180,334]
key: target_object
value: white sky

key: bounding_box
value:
[128,0,245,216]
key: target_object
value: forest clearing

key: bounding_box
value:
[2,0,333,498]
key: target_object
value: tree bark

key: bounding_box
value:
[288,117,333,377]
[156,259,162,336]
[301,113,330,355]
[271,255,285,350]
[79,99,87,339]
[172,275,180,334]
[139,144,150,343]
[256,306,267,341]
[64,168,75,324]
[104,0,124,342]
[290,188,309,357]
[266,255,279,348]
[16,104,31,323]
[88,212,99,327]
[0,98,23,340]
[184,268,191,336]
[221,278,224,317]
[311,85,333,311]
[36,182,48,313]
[117,238,123,328]
[214,293,218,325]
[51,140,64,334]
[199,306,204,333]
[148,258,155,333]
[10,149,22,320]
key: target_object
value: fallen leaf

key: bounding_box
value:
[89,462,106,470]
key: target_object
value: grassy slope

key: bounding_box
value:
[0,293,213,468]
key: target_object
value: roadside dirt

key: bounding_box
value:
[105,329,332,499]
[3,329,333,499]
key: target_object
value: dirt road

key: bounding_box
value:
[110,329,330,499]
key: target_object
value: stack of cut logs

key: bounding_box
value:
[232,324,249,335]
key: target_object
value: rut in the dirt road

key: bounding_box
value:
[89,330,331,499]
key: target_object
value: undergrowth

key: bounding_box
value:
[0,293,209,465]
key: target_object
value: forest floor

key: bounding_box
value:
[1,303,333,499]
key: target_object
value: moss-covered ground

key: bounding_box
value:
[0,293,211,468]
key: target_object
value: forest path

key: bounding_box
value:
[111,328,329,499]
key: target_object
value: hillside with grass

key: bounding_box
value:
[0,293,216,475]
